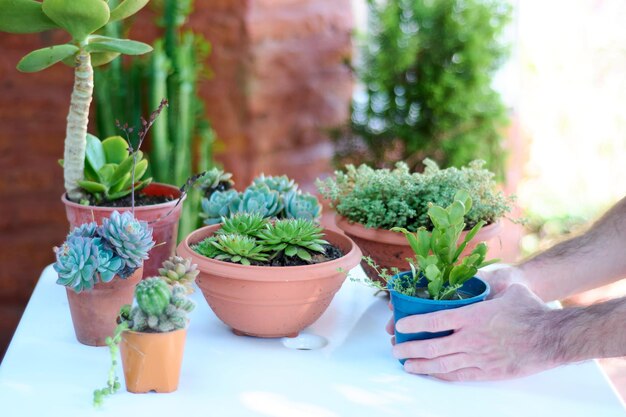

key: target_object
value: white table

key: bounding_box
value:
[1,265,624,417]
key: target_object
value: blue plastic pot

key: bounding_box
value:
[388,271,490,364]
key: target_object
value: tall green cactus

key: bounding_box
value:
[94,0,215,240]
[0,0,153,202]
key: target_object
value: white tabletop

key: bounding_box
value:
[1,265,624,417]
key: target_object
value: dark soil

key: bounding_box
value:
[77,192,175,207]
[250,244,344,267]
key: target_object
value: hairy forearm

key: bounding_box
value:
[519,196,626,301]
[539,297,626,364]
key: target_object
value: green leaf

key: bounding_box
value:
[404,232,421,257]
[110,154,135,186]
[462,220,486,245]
[90,51,121,67]
[448,200,466,227]
[428,205,449,228]
[78,180,107,193]
[110,173,131,193]
[101,136,129,164]
[424,264,440,282]
[0,0,59,33]
[453,190,472,213]
[449,265,470,286]
[17,44,78,72]
[284,246,297,257]
[478,259,500,268]
[416,229,431,257]
[297,248,312,261]
[132,158,148,181]
[108,0,149,22]
[87,36,153,55]
[427,277,443,299]
[42,0,110,41]
[85,133,105,175]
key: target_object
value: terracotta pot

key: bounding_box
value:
[335,216,502,281]
[66,267,143,346]
[62,183,185,277]
[120,328,187,393]
[176,225,362,338]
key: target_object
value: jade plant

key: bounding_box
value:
[193,214,330,265]
[365,191,498,300]
[200,173,321,225]
[317,159,513,232]
[54,211,154,292]
[93,274,195,406]
[0,0,153,202]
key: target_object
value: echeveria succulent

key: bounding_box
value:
[284,191,321,221]
[68,222,98,239]
[197,168,234,197]
[250,174,297,194]
[93,238,123,283]
[158,256,199,293]
[229,187,283,218]
[54,236,100,293]
[200,189,239,225]
[100,211,154,272]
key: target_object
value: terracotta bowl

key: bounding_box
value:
[177,225,362,338]
[335,216,502,281]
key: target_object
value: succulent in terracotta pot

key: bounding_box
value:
[54,210,154,346]
[177,213,362,338]
[363,191,497,363]
[316,159,513,279]
[93,263,196,406]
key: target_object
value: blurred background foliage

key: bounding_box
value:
[93,0,215,240]
[337,0,511,179]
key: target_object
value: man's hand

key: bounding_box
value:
[476,265,528,299]
[388,284,561,381]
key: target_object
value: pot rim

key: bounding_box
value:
[122,327,187,337]
[336,215,501,245]
[388,271,490,305]
[177,224,362,276]
[61,182,185,212]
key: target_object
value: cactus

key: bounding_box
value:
[284,191,321,221]
[229,187,283,218]
[100,211,154,274]
[250,174,297,195]
[158,256,199,293]
[135,277,171,316]
[200,189,239,225]
[126,280,195,332]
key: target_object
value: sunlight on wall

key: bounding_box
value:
[517,0,626,221]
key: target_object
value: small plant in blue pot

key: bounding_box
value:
[365,190,498,363]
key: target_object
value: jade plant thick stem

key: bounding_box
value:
[0,0,153,201]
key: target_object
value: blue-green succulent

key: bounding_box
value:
[100,211,154,273]
[250,174,297,194]
[68,222,98,239]
[284,191,321,221]
[200,189,239,225]
[93,238,123,283]
[54,237,100,293]
[229,186,283,218]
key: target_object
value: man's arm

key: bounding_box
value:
[513,195,626,301]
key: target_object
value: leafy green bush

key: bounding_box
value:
[316,159,513,231]
[337,0,511,177]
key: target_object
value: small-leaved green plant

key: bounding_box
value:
[365,191,499,300]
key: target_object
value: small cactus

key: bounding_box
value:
[135,278,171,316]
[158,256,199,293]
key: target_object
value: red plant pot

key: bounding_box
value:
[62,183,185,277]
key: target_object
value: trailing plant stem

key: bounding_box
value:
[65,49,93,201]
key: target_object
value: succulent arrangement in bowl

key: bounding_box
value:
[200,171,321,225]
[93,259,197,405]
[54,210,154,346]
[177,213,362,338]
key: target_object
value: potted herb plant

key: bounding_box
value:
[317,159,512,280]
[0,2,185,276]
[176,212,362,338]
[365,191,496,363]
[54,211,154,346]
[93,263,196,406]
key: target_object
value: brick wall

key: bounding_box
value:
[0,1,353,358]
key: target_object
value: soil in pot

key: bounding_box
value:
[120,328,187,393]
[388,272,490,364]
[66,267,143,346]
[79,192,174,207]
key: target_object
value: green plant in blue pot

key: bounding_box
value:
[365,190,497,363]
